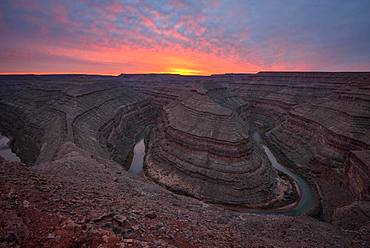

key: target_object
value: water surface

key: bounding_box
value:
[252,131,316,216]
[129,139,145,175]
[126,130,316,216]
[0,134,21,162]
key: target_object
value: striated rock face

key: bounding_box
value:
[345,150,370,200]
[145,91,283,206]
[0,75,159,166]
[1,73,370,247]
[266,92,370,171]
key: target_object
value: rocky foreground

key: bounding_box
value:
[0,72,370,247]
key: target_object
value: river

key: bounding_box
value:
[252,131,316,216]
[0,134,21,162]
[127,131,316,216]
[128,139,145,175]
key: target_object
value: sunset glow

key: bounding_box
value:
[166,68,204,76]
[0,0,370,75]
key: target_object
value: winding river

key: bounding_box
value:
[252,131,316,216]
[0,134,21,162]
[128,132,316,216]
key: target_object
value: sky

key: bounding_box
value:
[0,0,370,75]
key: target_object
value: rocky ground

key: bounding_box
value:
[1,158,369,248]
[1,73,370,247]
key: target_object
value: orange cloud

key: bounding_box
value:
[1,0,367,75]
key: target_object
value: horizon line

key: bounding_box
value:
[1,70,370,77]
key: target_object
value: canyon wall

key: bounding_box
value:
[1,72,369,220]
[0,75,159,167]
[145,91,288,206]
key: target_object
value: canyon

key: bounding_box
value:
[0,72,369,247]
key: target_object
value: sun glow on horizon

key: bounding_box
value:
[166,67,206,76]
[0,1,369,75]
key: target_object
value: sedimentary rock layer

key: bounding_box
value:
[0,75,159,166]
[1,72,369,242]
[145,90,284,206]
[345,150,370,200]
[208,72,370,219]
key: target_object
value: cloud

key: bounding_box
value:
[0,0,369,74]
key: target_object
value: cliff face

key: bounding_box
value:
[145,91,288,206]
[345,150,370,200]
[0,73,370,247]
[0,76,159,167]
[267,92,370,170]
[213,72,370,220]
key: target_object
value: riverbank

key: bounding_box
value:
[217,131,318,216]
[136,128,317,216]
[263,132,325,218]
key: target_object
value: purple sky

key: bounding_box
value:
[0,0,369,75]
